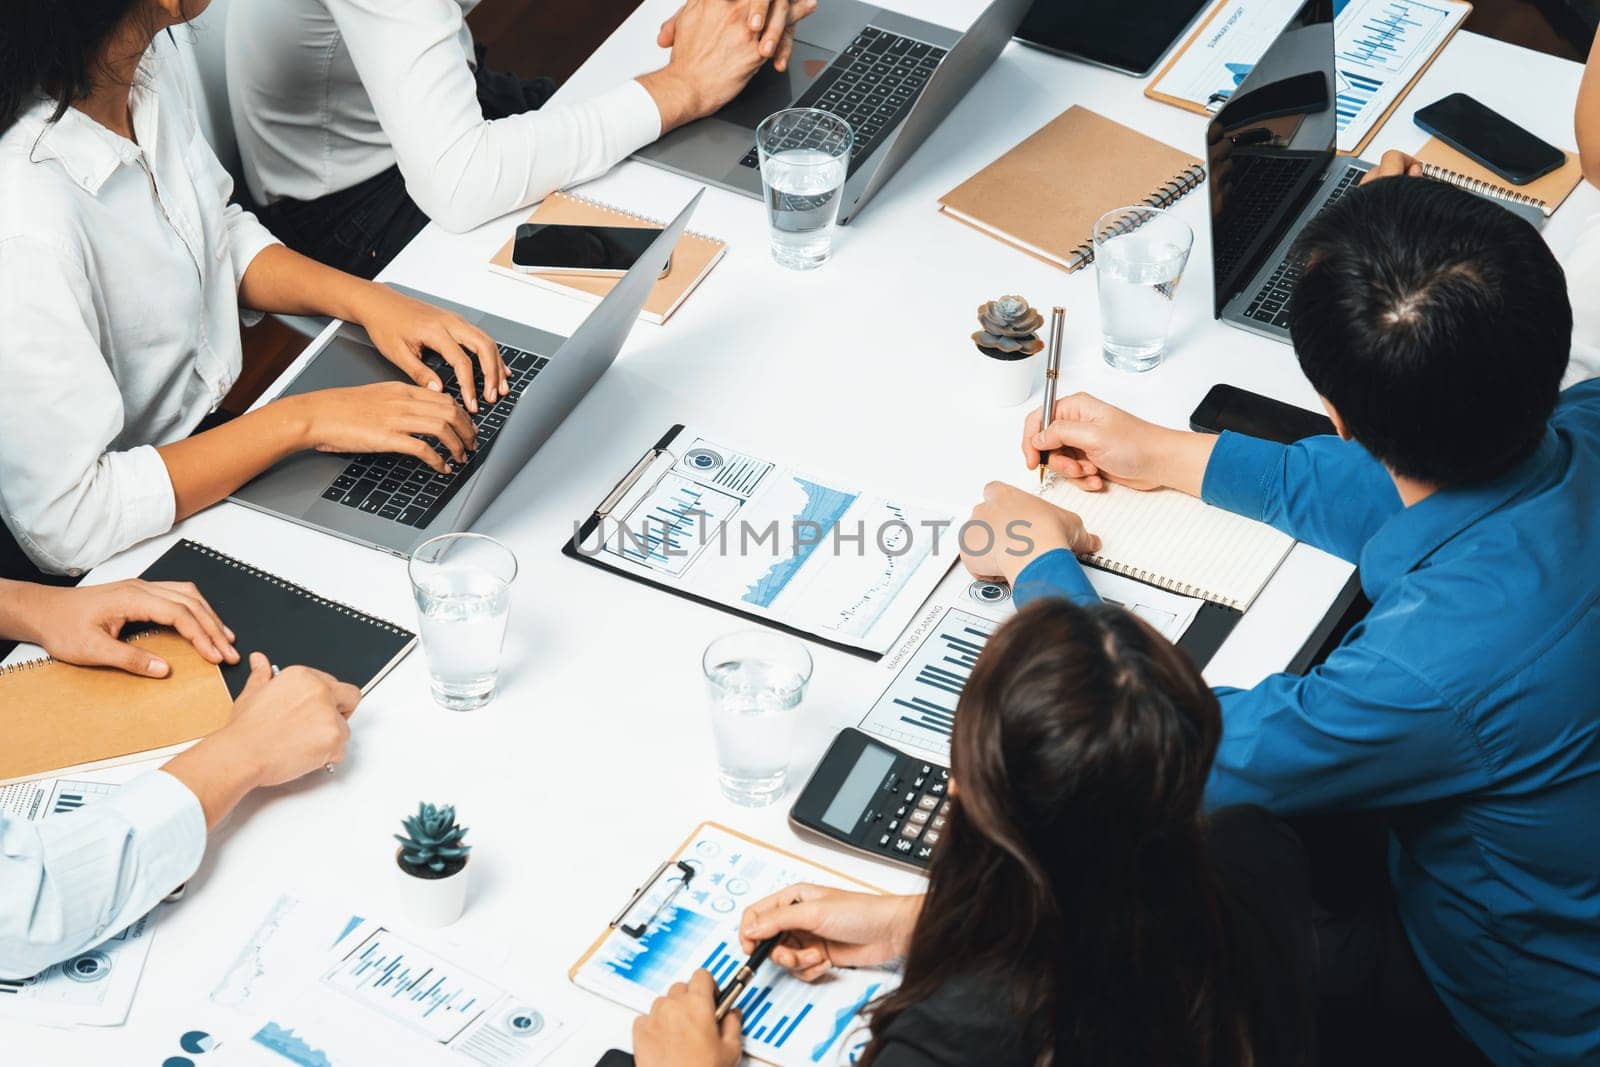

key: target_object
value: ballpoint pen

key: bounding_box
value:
[1039,306,1066,485]
[714,934,783,1021]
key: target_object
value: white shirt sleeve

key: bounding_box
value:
[0,771,205,980]
[327,0,662,233]
[0,236,178,574]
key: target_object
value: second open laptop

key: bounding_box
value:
[231,191,703,559]
[1207,0,1543,344]
[633,0,1032,224]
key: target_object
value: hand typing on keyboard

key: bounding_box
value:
[348,283,508,413]
[291,380,477,476]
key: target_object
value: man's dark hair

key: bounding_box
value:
[1288,176,1570,487]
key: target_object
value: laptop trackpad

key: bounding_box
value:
[717,42,837,129]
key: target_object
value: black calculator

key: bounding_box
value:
[789,729,949,872]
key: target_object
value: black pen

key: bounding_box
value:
[714,934,782,1021]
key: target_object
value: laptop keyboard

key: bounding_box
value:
[1213,153,1319,284]
[320,345,547,529]
[1242,165,1365,331]
[738,26,947,175]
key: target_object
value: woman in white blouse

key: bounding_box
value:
[0,0,509,578]
[227,0,815,275]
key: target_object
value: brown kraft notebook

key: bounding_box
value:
[0,630,232,785]
[938,105,1205,273]
[1414,137,1583,219]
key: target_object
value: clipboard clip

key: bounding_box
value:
[597,446,676,519]
[611,859,697,939]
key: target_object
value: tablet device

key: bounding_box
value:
[1014,0,1212,76]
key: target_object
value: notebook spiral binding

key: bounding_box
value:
[1418,163,1547,212]
[551,191,722,245]
[1080,553,1240,612]
[1065,163,1208,270]
[181,541,411,636]
[0,630,165,676]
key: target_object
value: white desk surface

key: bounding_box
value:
[8,3,1592,1061]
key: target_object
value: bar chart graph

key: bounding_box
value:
[859,607,995,758]
[613,474,740,576]
[323,928,496,1043]
[1331,0,1465,149]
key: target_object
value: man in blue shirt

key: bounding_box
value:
[959,176,1600,1064]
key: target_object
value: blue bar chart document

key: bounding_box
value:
[582,427,956,655]
[860,567,1201,759]
[573,823,893,1067]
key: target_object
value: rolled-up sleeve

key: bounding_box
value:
[1201,431,1401,563]
[333,0,662,233]
[0,236,177,574]
[0,771,204,980]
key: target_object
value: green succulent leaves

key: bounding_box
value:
[395,802,471,875]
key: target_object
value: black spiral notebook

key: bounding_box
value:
[139,540,415,698]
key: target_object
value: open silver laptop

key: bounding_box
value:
[231,191,703,558]
[1207,0,1542,343]
[634,0,1032,224]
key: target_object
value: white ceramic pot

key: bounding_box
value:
[396,850,470,927]
[971,346,1040,407]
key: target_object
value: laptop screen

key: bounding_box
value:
[1206,0,1336,316]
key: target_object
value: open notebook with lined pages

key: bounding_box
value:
[1038,475,1294,611]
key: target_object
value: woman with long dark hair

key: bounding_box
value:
[633,599,1316,1067]
[0,0,506,579]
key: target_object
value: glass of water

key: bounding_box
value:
[408,533,516,711]
[702,630,814,806]
[1093,206,1195,372]
[756,108,853,270]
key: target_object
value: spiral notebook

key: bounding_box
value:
[488,191,727,324]
[1037,475,1294,611]
[0,630,232,785]
[937,106,1205,273]
[138,540,415,698]
[1415,137,1583,219]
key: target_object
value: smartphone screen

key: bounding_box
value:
[1413,94,1564,185]
[1190,384,1335,443]
[511,224,665,274]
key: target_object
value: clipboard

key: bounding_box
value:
[1145,0,1472,157]
[561,425,953,662]
[569,822,890,1067]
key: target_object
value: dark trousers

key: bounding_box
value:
[1296,813,1492,1066]
[254,51,555,280]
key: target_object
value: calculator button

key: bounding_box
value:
[878,833,893,847]
[928,781,946,796]
[908,809,930,825]
[922,829,941,846]
[916,795,940,812]
[900,823,922,839]
[904,791,916,804]
[894,839,914,854]
[940,768,949,780]
[921,765,933,775]
[916,846,934,860]
[912,776,926,789]
[937,801,951,818]
[930,815,947,831]
[887,820,899,832]
[895,804,909,818]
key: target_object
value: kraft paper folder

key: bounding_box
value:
[0,630,232,785]
[489,191,727,324]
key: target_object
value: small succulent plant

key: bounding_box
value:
[395,802,470,878]
[973,295,1045,357]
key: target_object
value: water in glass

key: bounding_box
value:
[414,568,511,711]
[761,148,848,270]
[705,657,807,806]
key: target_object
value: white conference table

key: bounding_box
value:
[9,3,1593,1062]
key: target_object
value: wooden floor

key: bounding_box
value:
[232,0,1593,408]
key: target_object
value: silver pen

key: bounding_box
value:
[1039,306,1066,485]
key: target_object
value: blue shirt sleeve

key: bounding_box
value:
[1201,431,1403,563]
[1011,549,1103,608]
[1206,642,1494,814]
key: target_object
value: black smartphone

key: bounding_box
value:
[511,223,669,276]
[1413,93,1564,186]
[1190,384,1335,443]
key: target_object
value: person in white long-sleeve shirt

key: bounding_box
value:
[0,578,359,979]
[0,0,513,580]
[227,0,815,275]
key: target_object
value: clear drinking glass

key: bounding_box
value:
[408,533,517,711]
[1092,206,1195,372]
[702,631,814,806]
[756,108,853,270]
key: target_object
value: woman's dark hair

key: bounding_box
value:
[863,599,1265,1067]
[0,1,158,134]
